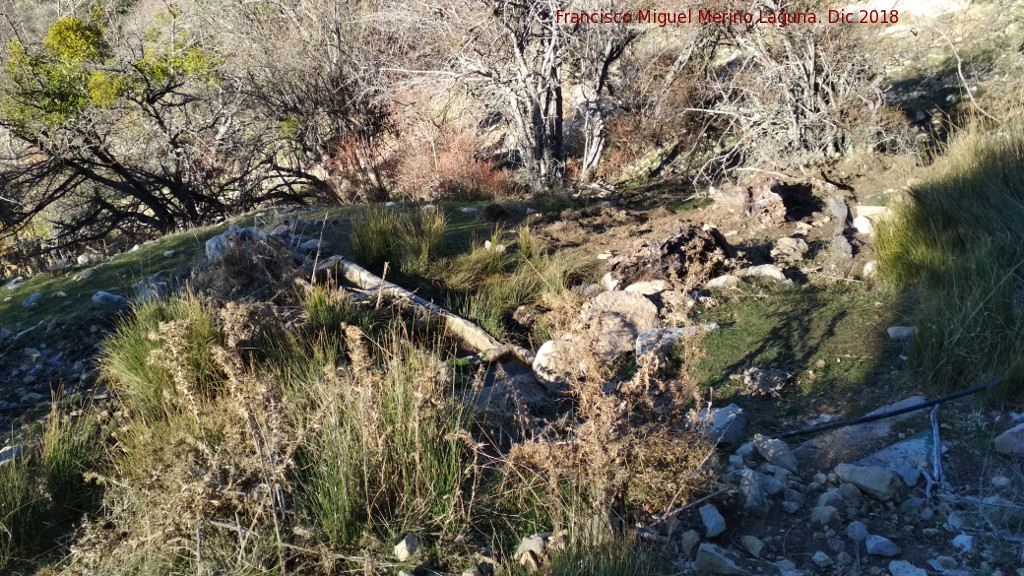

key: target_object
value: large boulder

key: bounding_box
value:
[580,291,659,361]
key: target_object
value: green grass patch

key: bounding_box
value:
[693,283,894,417]
[875,127,1024,397]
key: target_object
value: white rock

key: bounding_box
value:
[886,326,918,341]
[889,560,927,576]
[600,272,619,291]
[737,264,787,283]
[699,504,727,538]
[951,533,973,553]
[624,280,669,295]
[394,533,420,561]
[862,260,878,278]
[77,254,92,265]
[92,291,129,306]
[705,274,740,289]
[853,215,874,235]
[865,534,901,557]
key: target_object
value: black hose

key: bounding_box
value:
[772,378,1001,441]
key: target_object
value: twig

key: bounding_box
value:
[375,262,389,310]
[930,25,1002,125]
[930,405,943,487]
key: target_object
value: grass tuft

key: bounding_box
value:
[350,205,448,275]
[875,126,1024,396]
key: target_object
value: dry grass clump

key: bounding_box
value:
[191,235,298,301]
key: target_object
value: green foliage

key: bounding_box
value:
[875,126,1024,396]
[42,17,107,63]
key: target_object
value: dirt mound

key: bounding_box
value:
[608,227,735,288]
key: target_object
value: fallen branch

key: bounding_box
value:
[312,255,532,364]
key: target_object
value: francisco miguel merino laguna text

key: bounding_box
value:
[555,8,900,27]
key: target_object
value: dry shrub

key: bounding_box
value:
[322,136,396,203]
[191,236,297,301]
[394,124,517,200]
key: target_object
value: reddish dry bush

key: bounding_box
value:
[394,124,517,200]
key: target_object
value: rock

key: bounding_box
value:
[694,543,748,575]
[981,495,1024,527]
[21,293,42,308]
[679,529,701,558]
[993,422,1024,456]
[581,291,659,361]
[931,556,957,571]
[831,234,854,261]
[845,521,868,542]
[737,264,787,283]
[853,215,874,235]
[699,504,727,537]
[754,435,798,473]
[793,396,928,470]
[21,392,45,404]
[532,340,583,386]
[458,207,478,215]
[748,184,787,229]
[49,258,72,271]
[865,534,901,557]
[945,512,962,531]
[608,227,733,287]
[23,347,41,361]
[812,551,833,567]
[771,237,809,265]
[706,274,740,289]
[834,464,900,501]
[826,196,851,226]
[624,280,669,295]
[573,283,604,298]
[635,325,719,360]
[92,291,129,306]
[693,403,747,446]
[739,469,769,513]
[782,501,801,514]
[77,254,92,265]
[810,506,840,526]
[394,533,419,561]
[599,272,619,291]
[838,483,862,505]
[297,239,325,253]
[741,368,791,397]
[514,533,550,569]
[856,435,929,487]
[137,277,169,303]
[740,535,764,558]
[0,445,26,466]
[817,490,844,509]
[862,260,878,278]
[888,560,926,576]
[205,225,269,262]
[886,326,918,341]
[951,534,973,553]
[422,204,437,212]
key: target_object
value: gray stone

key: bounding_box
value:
[21,293,42,308]
[888,560,926,576]
[817,489,844,509]
[754,435,798,473]
[92,291,129,306]
[532,339,583,385]
[582,290,659,361]
[679,529,701,558]
[21,392,45,404]
[886,326,918,342]
[297,239,325,253]
[694,543,748,575]
[514,533,551,568]
[394,533,420,561]
[739,469,769,513]
[624,280,669,295]
[706,274,740,290]
[993,422,1024,456]
[862,260,878,278]
[865,534,901,557]
[771,237,809,265]
[737,264,787,283]
[832,234,854,259]
[49,258,72,271]
[810,506,840,526]
[269,224,291,237]
[834,463,900,501]
[740,535,764,558]
[23,348,41,361]
[812,551,833,567]
[205,225,269,261]
[0,445,25,466]
[636,324,719,360]
[782,501,801,514]
[856,435,930,487]
[742,368,792,397]
[826,196,851,225]
[699,504,727,538]
[838,483,862,503]
[693,403,747,446]
[77,254,92,265]
[137,278,169,303]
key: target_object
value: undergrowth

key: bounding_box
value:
[875,125,1024,397]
